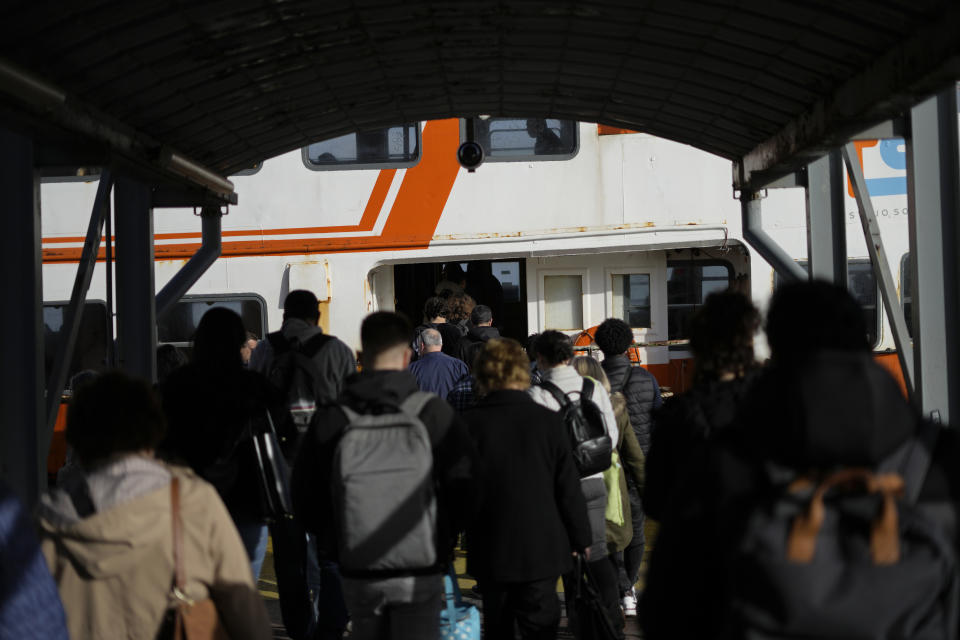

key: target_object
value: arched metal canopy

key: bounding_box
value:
[1,2,960,507]
[0,0,957,188]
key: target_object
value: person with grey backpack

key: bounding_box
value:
[291,311,480,640]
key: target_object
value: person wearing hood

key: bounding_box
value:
[36,370,271,640]
[249,289,356,403]
[454,305,501,369]
[291,311,480,640]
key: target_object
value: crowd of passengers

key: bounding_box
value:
[2,273,960,640]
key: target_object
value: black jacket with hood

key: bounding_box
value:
[291,369,480,570]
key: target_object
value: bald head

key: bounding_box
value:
[418,327,443,355]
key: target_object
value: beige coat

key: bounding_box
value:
[37,461,271,640]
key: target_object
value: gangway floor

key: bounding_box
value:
[258,544,644,638]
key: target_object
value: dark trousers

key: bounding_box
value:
[562,558,624,640]
[482,577,561,640]
[272,519,349,640]
[619,488,645,594]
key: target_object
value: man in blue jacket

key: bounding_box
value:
[409,327,469,399]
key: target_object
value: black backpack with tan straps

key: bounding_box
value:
[724,420,958,639]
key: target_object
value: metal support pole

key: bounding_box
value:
[155,205,223,318]
[114,176,156,382]
[805,150,847,285]
[43,169,113,449]
[0,129,44,504]
[105,188,115,368]
[906,86,960,423]
[842,142,915,396]
[741,191,808,282]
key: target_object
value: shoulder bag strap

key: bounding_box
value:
[170,478,190,604]
[538,380,571,408]
[580,377,595,402]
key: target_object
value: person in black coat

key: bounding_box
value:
[640,291,760,638]
[463,337,592,640]
[159,307,282,580]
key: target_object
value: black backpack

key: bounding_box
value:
[266,331,333,460]
[724,420,959,639]
[539,378,612,478]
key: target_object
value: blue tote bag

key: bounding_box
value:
[439,570,480,640]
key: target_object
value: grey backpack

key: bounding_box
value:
[332,392,439,575]
[727,420,958,639]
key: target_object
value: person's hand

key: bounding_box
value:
[573,547,592,561]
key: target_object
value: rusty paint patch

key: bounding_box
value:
[431,221,667,242]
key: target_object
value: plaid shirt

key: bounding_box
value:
[446,374,476,412]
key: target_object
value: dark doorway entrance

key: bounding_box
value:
[393,259,527,342]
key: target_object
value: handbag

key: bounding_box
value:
[169,477,231,640]
[602,449,624,526]
[439,568,480,640]
[250,409,294,520]
[569,555,620,640]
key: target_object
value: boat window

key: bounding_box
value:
[303,124,421,170]
[611,273,652,328]
[157,294,267,346]
[666,261,733,343]
[42,301,109,386]
[462,118,579,161]
[773,260,880,348]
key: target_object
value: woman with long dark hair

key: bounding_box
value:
[640,290,760,638]
[160,307,280,579]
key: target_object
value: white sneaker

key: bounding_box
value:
[622,589,637,617]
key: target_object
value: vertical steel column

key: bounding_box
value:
[0,129,44,504]
[906,87,960,423]
[114,176,156,382]
[805,150,847,285]
[843,142,915,396]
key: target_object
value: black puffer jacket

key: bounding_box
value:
[602,354,661,454]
